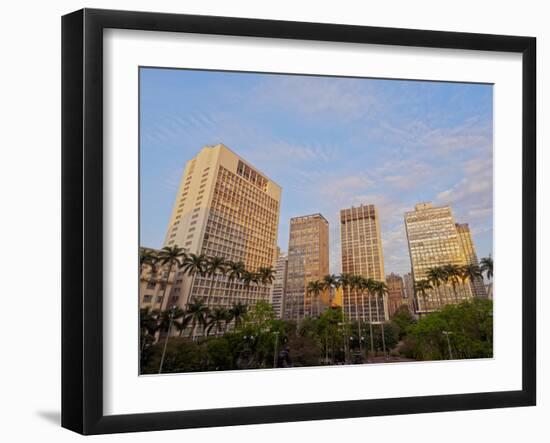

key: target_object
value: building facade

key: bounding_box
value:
[340,204,388,322]
[402,271,417,314]
[271,250,288,319]
[161,144,282,312]
[139,247,179,312]
[456,223,487,298]
[404,202,473,313]
[386,273,406,317]
[284,214,329,320]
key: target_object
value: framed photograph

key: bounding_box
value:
[62,8,536,435]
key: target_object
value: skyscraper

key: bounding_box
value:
[271,250,288,319]
[404,202,473,313]
[340,204,387,322]
[163,144,282,311]
[284,214,329,320]
[386,273,406,317]
[456,223,487,298]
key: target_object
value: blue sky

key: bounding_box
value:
[140,68,493,276]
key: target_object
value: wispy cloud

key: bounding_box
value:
[436,156,493,224]
[251,75,381,122]
[140,69,493,276]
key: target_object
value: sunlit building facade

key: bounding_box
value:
[340,204,388,323]
[284,214,329,320]
[456,223,487,298]
[162,144,282,312]
[139,246,179,312]
[271,250,288,319]
[404,202,473,313]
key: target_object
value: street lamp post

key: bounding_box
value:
[158,305,177,374]
[442,330,454,360]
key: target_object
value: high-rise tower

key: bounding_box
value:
[404,202,473,313]
[162,144,282,311]
[340,204,387,322]
[271,250,288,319]
[456,223,487,298]
[284,214,329,320]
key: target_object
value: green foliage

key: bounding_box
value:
[140,251,494,373]
[404,298,493,360]
[286,330,322,367]
[391,305,416,339]
[142,338,202,374]
[204,337,234,371]
[352,321,399,353]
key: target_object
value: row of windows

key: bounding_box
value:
[236,160,268,190]
[219,166,278,210]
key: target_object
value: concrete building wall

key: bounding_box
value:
[404,202,473,313]
[284,214,329,320]
[456,223,487,298]
[162,144,282,312]
[340,204,388,323]
[386,273,406,317]
[271,251,288,319]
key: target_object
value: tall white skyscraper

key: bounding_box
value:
[162,144,282,311]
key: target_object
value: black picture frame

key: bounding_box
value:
[61,8,536,435]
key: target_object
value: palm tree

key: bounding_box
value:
[414,279,432,315]
[372,280,389,354]
[443,264,461,304]
[186,298,209,340]
[241,270,259,303]
[139,248,158,274]
[322,274,340,307]
[158,306,186,338]
[427,267,445,309]
[258,266,276,304]
[359,277,375,355]
[179,253,208,307]
[258,266,275,286]
[350,275,365,356]
[226,260,245,283]
[204,256,227,305]
[307,280,324,317]
[460,264,483,297]
[414,279,433,314]
[225,260,245,305]
[228,302,248,329]
[338,273,353,321]
[205,307,230,336]
[480,256,493,280]
[349,275,361,321]
[173,314,192,337]
[140,249,158,289]
[156,246,187,311]
[140,307,160,350]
